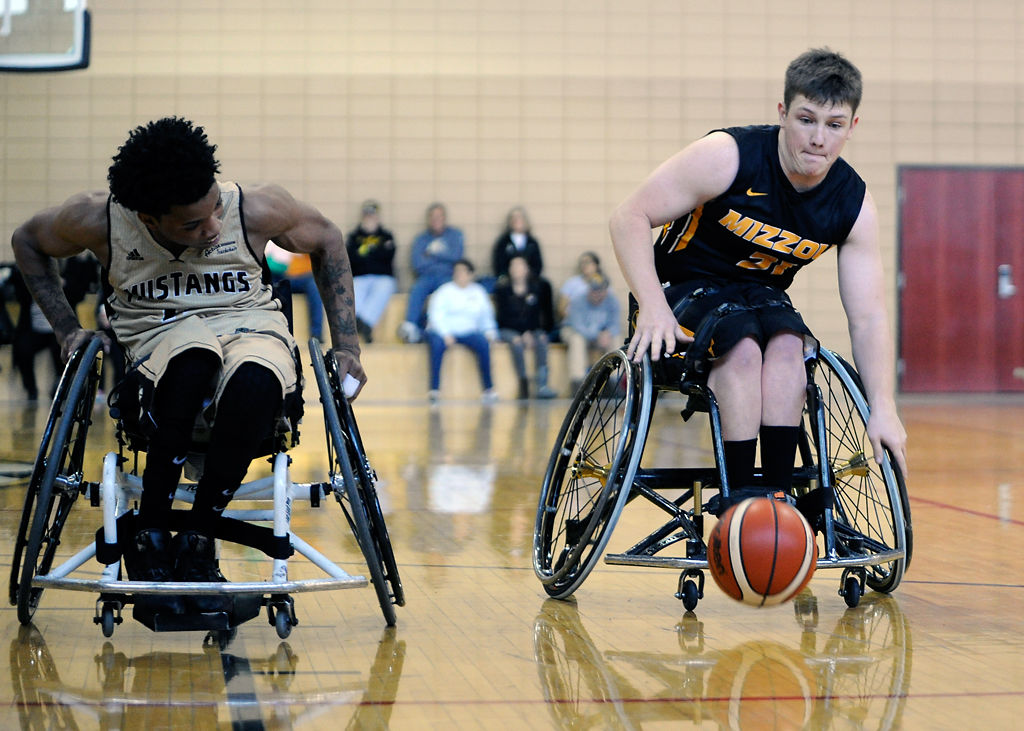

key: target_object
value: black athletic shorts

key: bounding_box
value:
[630,279,814,359]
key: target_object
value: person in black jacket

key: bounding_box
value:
[347,200,397,343]
[491,206,544,281]
[494,255,556,399]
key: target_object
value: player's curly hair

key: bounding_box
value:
[107,117,221,216]
[784,48,862,115]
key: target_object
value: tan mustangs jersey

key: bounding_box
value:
[105,181,290,368]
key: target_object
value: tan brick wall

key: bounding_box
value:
[3,0,1023,361]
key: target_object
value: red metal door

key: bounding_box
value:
[899,167,1024,392]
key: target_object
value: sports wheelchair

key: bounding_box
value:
[9,333,404,637]
[533,302,912,610]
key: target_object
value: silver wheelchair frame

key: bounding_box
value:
[10,335,403,637]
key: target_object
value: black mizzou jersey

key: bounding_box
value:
[652,125,866,290]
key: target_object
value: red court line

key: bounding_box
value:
[910,496,1024,527]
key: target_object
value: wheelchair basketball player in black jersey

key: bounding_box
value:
[609,48,908,504]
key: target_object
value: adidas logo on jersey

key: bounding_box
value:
[126,249,144,261]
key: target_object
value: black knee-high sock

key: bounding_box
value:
[191,363,283,535]
[760,425,801,491]
[138,349,221,530]
[723,439,757,490]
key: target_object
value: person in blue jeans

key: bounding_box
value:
[424,259,497,403]
[265,241,325,341]
[399,203,464,343]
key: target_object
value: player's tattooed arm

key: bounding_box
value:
[248,183,367,396]
[11,192,109,360]
[23,268,82,342]
[312,242,366,398]
[312,246,359,352]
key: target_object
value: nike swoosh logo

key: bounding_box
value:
[746,188,768,197]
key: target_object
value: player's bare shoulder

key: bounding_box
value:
[687,131,741,195]
[18,190,109,259]
[240,183,302,243]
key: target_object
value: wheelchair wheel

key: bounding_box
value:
[8,337,89,608]
[13,336,103,624]
[811,348,912,594]
[335,391,405,608]
[533,350,653,599]
[309,341,401,626]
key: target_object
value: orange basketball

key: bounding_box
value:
[707,497,817,607]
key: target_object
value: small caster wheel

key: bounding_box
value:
[100,605,116,637]
[680,580,700,611]
[675,569,705,612]
[275,609,292,639]
[842,574,862,608]
[95,601,121,638]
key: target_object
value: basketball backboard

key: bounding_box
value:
[0,0,90,72]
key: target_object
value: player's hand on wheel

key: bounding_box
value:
[867,407,908,478]
[331,346,367,401]
[626,301,691,363]
[59,327,111,364]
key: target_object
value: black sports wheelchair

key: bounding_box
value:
[533,300,912,610]
[9,285,403,638]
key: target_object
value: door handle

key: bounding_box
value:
[998,264,1017,299]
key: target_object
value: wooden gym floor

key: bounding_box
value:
[0,363,1022,729]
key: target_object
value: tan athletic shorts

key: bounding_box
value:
[132,309,298,403]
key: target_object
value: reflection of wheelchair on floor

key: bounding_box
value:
[9,621,406,729]
[533,592,911,730]
[533,304,913,609]
[8,334,404,637]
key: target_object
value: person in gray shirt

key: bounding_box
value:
[561,274,620,393]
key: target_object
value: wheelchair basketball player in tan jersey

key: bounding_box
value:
[12,117,365,616]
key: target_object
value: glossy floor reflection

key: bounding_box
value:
[1,388,1023,728]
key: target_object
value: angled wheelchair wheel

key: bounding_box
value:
[8,337,87,608]
[334,376,405,609]
[811,348,912,594]
[533,350,653,599]
[309,340,401,626]
[13,336,103,624]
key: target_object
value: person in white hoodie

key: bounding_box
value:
[425,258,498,403]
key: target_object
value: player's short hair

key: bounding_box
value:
[108,117,221,216]
[454,257,475,273]
[784,48,862,115]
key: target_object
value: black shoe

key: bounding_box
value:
[172,531,233,615]
[124,528,186,615]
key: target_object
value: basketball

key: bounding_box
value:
[707,497,817,607]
